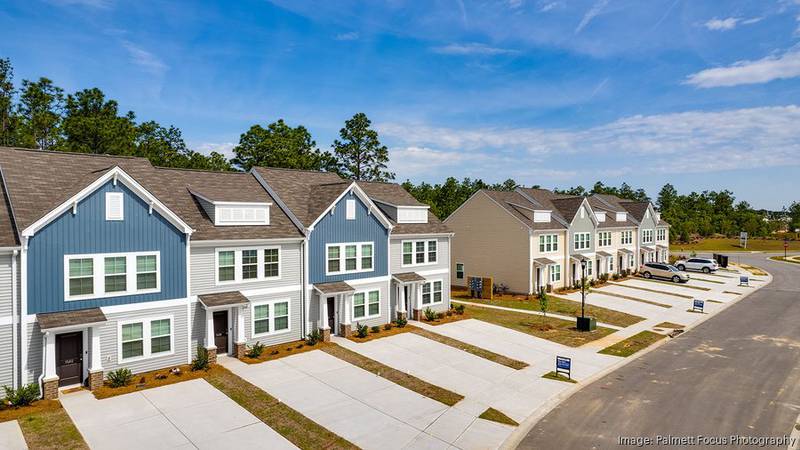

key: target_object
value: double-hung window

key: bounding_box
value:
[574,232,591,251]
[550,264,561,282]
[539,234,558,253]
[456,263,464,279]
[216,247,282,284]
[326,243,374,275]
[252,300,290,336]
[402,240,438,266]
[656,228,666,241]
[641,229,654,244]
[421,280,443,305]
[119,316,173,362]
[353,290,380,319]
[66,252,160,300]
[598,232,611,247]
[621,230,633,245]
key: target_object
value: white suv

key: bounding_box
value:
[675,257,719,274]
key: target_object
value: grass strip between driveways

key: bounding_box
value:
[770,256,800,265]
[609,281,693,299]
[410,328,529,370]
[735,263,769,276]
[654,322,684,329]
[452,292,644,327]
[464,304,615,347]
[542,371,577,384]
[204,365,358,450]
[478,407,519,426]
[599,331,666,357]
[585,290,672,308]
[723,290,742,295]
[637,277,710,291]
[320,344,464,406]
[689,276,725,284]
[0,400,89,450]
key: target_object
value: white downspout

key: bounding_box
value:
[186,233,192,364]
[20,237,28,389]
[302,238,309,336]
[11,249,18,389]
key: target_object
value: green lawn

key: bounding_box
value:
[770,256,800,264]
[598,331,666,357]
[671,238,800,253]
[452,291,645,327]
[542,371,577,384]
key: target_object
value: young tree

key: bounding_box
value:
[538,287,549,321]
[17,77,64,150]
[332,112,394,181]
[0,58,17,147]
[232,119,336,171]
[60,88,137,154]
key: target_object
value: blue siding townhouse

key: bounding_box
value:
[0,148,305,399]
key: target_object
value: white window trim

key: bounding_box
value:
[105,192,124,221]
[538,234,559,253]
[573,232,591,251]
[400,239,438,267]
[212,202,271,226]
[345,199,356,220]
[215,246,282,286]
[641,229,654,244]
[251,298,292,338]
[64,251,161,301]
[455,263,465,279]
[597,231,611,248]
[352,289,381,321]
[325,242,375,276]
[621,230,633,245]
[549,264,561,282]
[117,314,174,364]
[421,279,444,306]
[656,228,667,241]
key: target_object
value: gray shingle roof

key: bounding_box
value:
[483,189,567,230]
[253,167,344,226]
[198,291,250,308]
[357,181,450,235]
[37,307,107,330]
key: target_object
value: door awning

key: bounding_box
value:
[641,246,656,252]
[595,251,613,257]
[314,281,356,295]
[533,257,557,265]
[617,248,634,255]
[570,254,591,262]
[198,291,249,309]
[37,307,107,331]
[392,272,426,283]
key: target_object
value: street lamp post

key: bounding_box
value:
[576,258,596,331]
[580,259,586,318]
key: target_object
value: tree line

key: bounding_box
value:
[2,57,797,239]
[0,57,394,181]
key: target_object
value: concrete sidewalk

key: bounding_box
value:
[0,420,27,450]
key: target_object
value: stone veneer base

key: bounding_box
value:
[322,328,331,342]
[206,346,218,365]
[42,376,59,400]
[339,323,352,338]
[88,369,104,391]
[234,342,246,359]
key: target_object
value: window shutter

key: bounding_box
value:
[346,199,356,220]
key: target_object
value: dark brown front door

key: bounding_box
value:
[213,311,228,354]
[56,332,83,387]
[326,297,335,330]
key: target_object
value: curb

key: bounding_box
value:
[501,266,774,449]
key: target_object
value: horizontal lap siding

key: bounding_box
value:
[390,236,450,275]
[350,281,390,329]
[0,325,12,390]
[25,323,43,384]
[190,242,302,295]
[98,303,189,376]
[0,254,12,317]
[242,290,303,347]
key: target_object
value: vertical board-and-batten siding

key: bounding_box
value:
[26,181,187,314]
[190,242,302,295]
[445,192,530,293]
[309,192,389,284]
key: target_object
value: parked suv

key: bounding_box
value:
[674,257,718,274]
[639,262,690,283]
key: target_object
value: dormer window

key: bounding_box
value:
[214,203,270,226]
[595,211,606,222]
[396,206,428,224]
[533,210,551,223]
[615,212,627,222]
[105,192,124,221]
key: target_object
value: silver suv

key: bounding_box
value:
[675,257,719,274]
[639,263,690,283]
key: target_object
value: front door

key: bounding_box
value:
[56,332,83,387]
[535,267,541,291]
[326,297,336,331]
[619,256,623,273]
[213,310,229,354]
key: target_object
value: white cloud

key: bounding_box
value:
[507,0,524,9]
[121,41,167,76]
[575,0,609,34]
[335,31,359,41]
[704,17,740,31]
[379,105,800,175]
[193,142,236,160]
[685,50,800,88]
[538,1,560,12]
[431,42,518,56]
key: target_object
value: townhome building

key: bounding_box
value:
[0,147,305,399]
[446,187,669,295]
[252,168,452,336]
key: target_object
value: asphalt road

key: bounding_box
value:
[518,254,800,449]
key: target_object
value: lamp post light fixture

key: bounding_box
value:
[576,258,596,332]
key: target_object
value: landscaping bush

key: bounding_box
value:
[370,325,381,334]
[395,317,408,327]
[3,383,40,407]
[612,273,620,281]
[436,312,445,320]
[384,323,393,331]
[446,309,453,317]
[355,322,369,338]
[454,304,465,315]
[423,307,437,321]
[246,342,265,358]
[107,368,134,388]
[538,287,549,318]
[191,347,210,371]
[306,329,321,346]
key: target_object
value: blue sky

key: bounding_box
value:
[2,0,799,209]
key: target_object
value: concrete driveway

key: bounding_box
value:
[221,349,514,450]
[0,420,26,450]
[60,378,295,450]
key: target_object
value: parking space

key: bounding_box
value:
[220,349,514,450]
[60,378,295,450]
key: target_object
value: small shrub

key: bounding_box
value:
[107,368,134,388]
[612,273,620,281]
[423,307,437,321]
[454,304,465,315]
[306,329,322,346]
[384,323,393,331]
[356,322,369,338]
[538,287,549,318]
[270,350,279,355]
[446,309,453,317]
[436,312,445,320]
[191,347,210,371]
[395,317,408,328]
[370,325,381,334]
[155,373,168,380]
[245,342,265,359]
[3,383,40,407]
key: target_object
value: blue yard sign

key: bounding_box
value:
[556,356,571,379]
[739,276,749,286]
[692,299,704,313]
